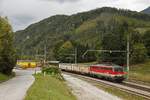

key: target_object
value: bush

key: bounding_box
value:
[131,43,148,64]
[42,65,64,80]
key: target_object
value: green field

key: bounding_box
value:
[0,73,14,83]
[25,74,76,100]
[129,60,150,84]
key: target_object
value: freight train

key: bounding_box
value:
[59,63,127,82]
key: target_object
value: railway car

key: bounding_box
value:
[59,63,127,82]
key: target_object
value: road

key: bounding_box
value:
[63,74,121,100]
[0,69,35,100]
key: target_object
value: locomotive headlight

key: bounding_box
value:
[117,74,122,77]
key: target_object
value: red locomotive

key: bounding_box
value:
[89,64,127,82]
[60,63,127,82]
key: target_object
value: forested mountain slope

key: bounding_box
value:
[142,7,150,14]
[15,7,150,64]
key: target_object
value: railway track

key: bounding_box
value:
[63,71,150,100]
[123,81,150,92]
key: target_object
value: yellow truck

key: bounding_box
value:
[17,60,38,69]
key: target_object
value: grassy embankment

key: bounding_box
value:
[25,66,76,100]
[0,73,14,83]
[129,60,150,85]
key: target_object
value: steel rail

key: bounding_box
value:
[63,72,150,100]
[123,81,150,92]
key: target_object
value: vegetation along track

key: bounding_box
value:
[63,72,150,100]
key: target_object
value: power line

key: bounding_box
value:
[82,49,126,58]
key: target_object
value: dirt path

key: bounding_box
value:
[0,69,35,100]
[63,74,121,100]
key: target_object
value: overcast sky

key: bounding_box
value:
[0,0,149,31]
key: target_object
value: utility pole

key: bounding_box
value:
[75,48,77,65]
[43,37,56,64]
[44,43,47,64]
[35,49,38,60]
[74,48,78,71]
[127,34,130,74]
[43,39,47,66]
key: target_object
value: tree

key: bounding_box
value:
[100,19,127,65]
[57,41,74,63]
[53,40,64,60]
[143,30,150,56]
[129,30,148,64]
[0,17,16,75]
[131,43,147,63]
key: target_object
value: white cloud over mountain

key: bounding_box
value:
[0,0,149,31]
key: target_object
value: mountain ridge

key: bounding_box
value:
[141,6,150,14]
[15,7,150,61]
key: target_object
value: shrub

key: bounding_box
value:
[42,65,64,80]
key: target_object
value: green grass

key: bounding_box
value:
[24,74,76,100]
[129,60,150,84]
[0,73,14,83]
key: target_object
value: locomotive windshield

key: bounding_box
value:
[114,68,123,72]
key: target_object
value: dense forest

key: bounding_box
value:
[15,7,150,65]
[0,17,16,75]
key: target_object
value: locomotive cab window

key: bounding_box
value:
[106,68,112,70]
[114,68,123,72]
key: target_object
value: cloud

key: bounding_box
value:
[0,0,149,31]
[10,15,35,30]
[113,0,150,11]
[3,14,34,31]
[0,0,3,4]
[0,1,5,16]
[41,0,80,3]
[0,0,3,14]
[10,15,35,25]
[0,12,4,16]
[13,15,35,24]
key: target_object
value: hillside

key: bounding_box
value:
[141,7,150,14]
[15,7,150,63]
